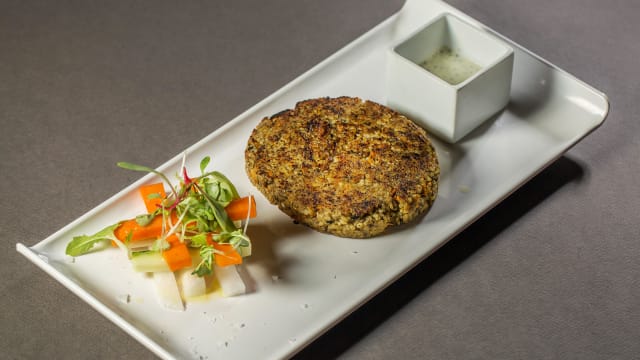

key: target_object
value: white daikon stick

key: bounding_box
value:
[178,269,207,299]
[214,265,246,297]
[153,271,184,311]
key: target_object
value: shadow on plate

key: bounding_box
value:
[292,155,584,359]
[242,218,310,288]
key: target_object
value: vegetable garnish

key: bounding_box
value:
[65,154,256,308]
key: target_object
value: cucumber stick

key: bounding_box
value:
[131,251,170,273]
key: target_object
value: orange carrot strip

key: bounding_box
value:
[114,215,164,242]
[212,242,243,267]
[162,234,192,271]
[224,195,257,221]
[110,212,181,247]
[139,183,166,213]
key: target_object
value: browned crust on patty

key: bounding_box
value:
[245,96,439,238]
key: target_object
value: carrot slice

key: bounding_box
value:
[224,195,257,221]
[110,212,182,247]
[114,215,164,242]
[162,234,192,271]
[212,242,243,267]
[139,183,166,213]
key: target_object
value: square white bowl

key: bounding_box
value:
[387,13,514,143]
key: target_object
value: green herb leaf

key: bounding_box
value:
[213,229,249,246]
[190,233,209,247]
[116,162,163,177]
[192,245,215,277]
[199,156,210,174]
[65,223,121,257]
[206,193,237,233]
[201,171,239,204]
[135,213,156,226]
[150,238,170,251]
[190,182,237,233]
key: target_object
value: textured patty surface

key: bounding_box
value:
[245,96,439,238]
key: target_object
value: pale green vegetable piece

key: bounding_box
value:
[131,251,170,273]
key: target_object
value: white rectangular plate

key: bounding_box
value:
[17,0,608,359]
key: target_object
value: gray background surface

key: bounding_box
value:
[2,0,638,359]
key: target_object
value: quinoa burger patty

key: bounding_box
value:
[245,96,439,238]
